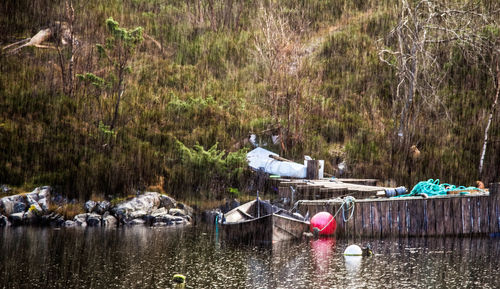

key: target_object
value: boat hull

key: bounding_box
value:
[222,214,310,245]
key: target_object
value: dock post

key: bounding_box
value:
[490,183,500,198]
[306,160,319,179]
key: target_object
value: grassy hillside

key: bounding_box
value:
[1,0,499,200]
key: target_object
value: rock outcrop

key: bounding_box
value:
[0,186,192,228]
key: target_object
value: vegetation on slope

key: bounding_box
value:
[0,0,499,200]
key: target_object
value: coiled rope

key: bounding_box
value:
[317,196,356,233]
[393,179,484,198]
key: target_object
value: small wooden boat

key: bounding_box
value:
[222,199,310,244]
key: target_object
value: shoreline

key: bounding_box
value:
[0,186,193,228]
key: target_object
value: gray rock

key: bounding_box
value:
[85,200,97,213]
[86,213,102,227]
[37,197,49,212]
[74,213,88,226]
[23,210,39,225]
[0,215,10,226]
[152,221,171,227]
[177,203,194,217]
[63,220,76,227]
[40,212,64,226]
[151,208,183,223]
[130,209,148,219]
[1,185,11,194]
[38,187,51,199]
[13,202,27,214]
[159,194,177,209]
[201,209,221,224]
[9,212,25,225]
[26,195,42,213]
[26,187,51,212]
[169,208,186,217]
[129,218,146,225]
[220,199,240,213]
[151,207,168,216]
[174,220,188,225]
[0,195,25,215]
[153,214,174,223]
[102,215,117,227]
[95,201,110,214]
[112,192,161,221]
[26,190,40,202]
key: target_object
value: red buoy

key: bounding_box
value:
[310,212,336,235]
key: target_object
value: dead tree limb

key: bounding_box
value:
[143,33,162,51]
[479,60,500,176]
[4,28,53,54]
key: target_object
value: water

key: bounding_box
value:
[1,226,499,289]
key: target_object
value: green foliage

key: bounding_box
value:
[228,187,241,198]
[166,141,248,199]
[77,73,106,88]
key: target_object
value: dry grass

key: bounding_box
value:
[147,176,166,194]
[185,193,276,211]
[48,203,85,220]
[89,193,106,202]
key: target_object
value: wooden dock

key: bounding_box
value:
[273,178,390,203]
[297,192,500,237]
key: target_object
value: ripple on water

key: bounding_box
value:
[0,227,499,288]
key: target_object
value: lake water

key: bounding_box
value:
[0,226,499,288]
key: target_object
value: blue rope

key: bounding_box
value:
[393,179,483,198]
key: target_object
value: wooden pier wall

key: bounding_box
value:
[297,193,500,238]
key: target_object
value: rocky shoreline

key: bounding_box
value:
[0,187,193,228]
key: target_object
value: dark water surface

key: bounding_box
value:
[1,226,499,288]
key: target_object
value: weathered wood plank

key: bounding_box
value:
[487,195,495,233]
[435,198,444,236]
[391,200,400,236]
[406,199,416,236]
[400,200,408,236]
[452,197,462,236]
[462,197,471,235]
[380,201,390,237]
[344,202,356,237]
[426,199,436,236]
[416,199,425,236]
[472,197,480,234]
[422,199,428,236]
[371,201,381,237]
[361,202,372,237]
[480,196,489,234]
[335,204,346,237]
[443,197,453,235]
[491,193,500,233]
[353,202,363,238]
[306,160,319,179]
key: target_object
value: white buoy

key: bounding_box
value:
[344,255,362,274]
[344,244,362,256]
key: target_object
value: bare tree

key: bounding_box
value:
[55,0,77,98]
[479,60,499,176]
[378,0,500,181]
[252,4,303,153]
[379,0,493,143]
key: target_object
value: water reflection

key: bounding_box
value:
[0,227,499,289]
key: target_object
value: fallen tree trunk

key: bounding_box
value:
[3,28,54,54]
